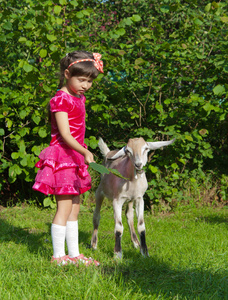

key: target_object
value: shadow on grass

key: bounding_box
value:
[0,218,93,257]
[201,215,228,228]
[79,226,228,299]
[104,252,228,299]
[0,219,49,254]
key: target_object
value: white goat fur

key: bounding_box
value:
[91,137,175,258]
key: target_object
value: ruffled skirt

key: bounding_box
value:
[32,145,91,195]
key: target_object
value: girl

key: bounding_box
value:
[33,51,103,266]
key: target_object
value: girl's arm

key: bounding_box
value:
[54,111,94,164]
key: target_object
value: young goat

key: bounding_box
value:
[91,137,175,258]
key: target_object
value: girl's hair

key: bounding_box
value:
[58,51,100,89]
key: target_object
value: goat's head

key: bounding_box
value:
[109,137,175,171]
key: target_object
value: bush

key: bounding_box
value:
[0,0,227,206]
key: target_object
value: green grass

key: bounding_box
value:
[0,203,227,300]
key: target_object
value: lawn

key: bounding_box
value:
[0,203,227,300]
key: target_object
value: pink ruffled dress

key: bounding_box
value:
[32,90,91,195]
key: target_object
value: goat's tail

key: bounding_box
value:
[98,137,110,157]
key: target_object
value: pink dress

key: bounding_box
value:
[32,90,91,195]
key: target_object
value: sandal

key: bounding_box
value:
[51,255,72,266]
[69,254,100,266]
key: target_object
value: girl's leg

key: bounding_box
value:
[51,195,74,258]
[66,195,81,258]
[53,194,75,225]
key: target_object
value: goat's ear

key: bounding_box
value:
[147,138,175,150]
[108,147,126,160]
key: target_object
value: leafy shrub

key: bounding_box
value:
[0,0,227,207]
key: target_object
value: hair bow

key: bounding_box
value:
[93,53,104,73]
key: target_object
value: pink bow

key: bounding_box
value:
[93,53,104,73]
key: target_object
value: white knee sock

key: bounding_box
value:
[51,223,66,258]
[66,221,80,258]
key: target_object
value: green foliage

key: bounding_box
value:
[89,162,129,180]
[0,0,227,206]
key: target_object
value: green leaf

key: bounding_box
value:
[213,85,225,95]
[46,34,57,42]
[179,158,186,165]
[18,37,27,43]
[43,85,52,92]
[131,14,141,22]
[32,146,42,156]
[0,128,5,136]
[3,22,12,30]
[76,11,84,18]
[40,49,47,58]
[172,173,179,179]
[219,113,226,121]
[108,168,129,180]
[194,19,203,25]
[11,152,20,159]
[89,162,110,175]
[38,128,47,138]
[171,163,178,169]
[135,58,145,65]
[25,22,33,29]
[160,5,170,13]
[9,164,22,177]
[32,115,41,125]
[149,165,158,173]
[205,3,211,12]
[82,9,91,16]
[43,197,55,208]
[203,102,214,112]
[116,28,126,36]
[20,156,28,167]
[70,0,78,7]
[89,163,129,180]
[221,17,228,23]
[54,5,61,15]
[123,17,133,26]
[23,64,33,73]
[185,135,193,141]
[19,110,27,119]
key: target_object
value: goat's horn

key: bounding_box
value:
[108,147,126,160]
[147,138,175,150]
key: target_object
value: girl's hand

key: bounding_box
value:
[84,150,95,164]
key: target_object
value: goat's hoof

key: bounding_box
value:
[90,241,97,250]
[140,249,149,257]
[114,251,122,259]
[132,241,140,249]
[91,244,97,250]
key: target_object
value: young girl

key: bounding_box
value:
[33,51,103,266]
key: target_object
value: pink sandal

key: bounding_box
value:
[51,255,72,266]
[69,254,100,266]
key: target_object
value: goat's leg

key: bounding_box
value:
[135,197,149,256]
[113,199,124,259]
[125,202,140,249]
[91,185,104,250]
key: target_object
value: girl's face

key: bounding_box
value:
[64,70,93,97]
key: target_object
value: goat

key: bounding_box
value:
[91,137,175,258]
